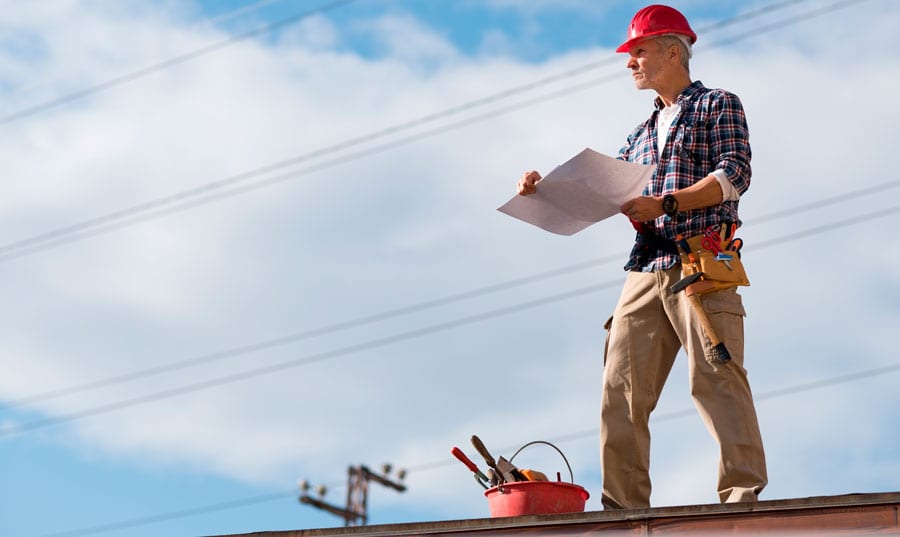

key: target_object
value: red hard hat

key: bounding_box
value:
[616,4,697,53]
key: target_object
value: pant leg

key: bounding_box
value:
[601,270,682,509]
[664,271,768,503]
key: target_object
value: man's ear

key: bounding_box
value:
[666,44,680,63]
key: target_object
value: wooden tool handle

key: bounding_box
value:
[470,435,497,469]
[688,294,732,363]
[688,294,722,345]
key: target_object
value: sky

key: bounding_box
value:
[0,0,899,536]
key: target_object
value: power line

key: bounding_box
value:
[703,0,870,49]
[0,0,887,426]
[30,489,296,537]
[753,205,900,248]
[408,362,900,473]
[0,0,853,263]
[0,280,623,437]
[0,0,359,126]
[202,0,290,28]
[8,1,886,533]
[0,70,622,263]
[4,174,895,411]
[32,359,900,537]
[5,0,880,441]
[749,179,900,224]
[0,254,622,410]
[0,0,803,129]
[2,202,897,437]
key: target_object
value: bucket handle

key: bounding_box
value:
[508,440,575,484]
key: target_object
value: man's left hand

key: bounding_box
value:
[621,196,664,222]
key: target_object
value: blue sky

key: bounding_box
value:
[1,1,899,536]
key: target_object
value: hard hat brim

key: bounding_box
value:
[615,30,697,54]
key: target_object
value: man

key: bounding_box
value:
[517,5,767,509]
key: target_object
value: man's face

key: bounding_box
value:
[626,39,666,91]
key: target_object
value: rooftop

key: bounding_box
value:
[211,491,900,537]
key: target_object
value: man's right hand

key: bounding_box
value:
[517,170,542,195]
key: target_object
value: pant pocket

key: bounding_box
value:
[699,290,746,365]
[603,315,614,366]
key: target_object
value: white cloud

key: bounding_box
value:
[350,13,460,68]
[0,1,898,530]
[279,14,341,51]
[482,0,619,16]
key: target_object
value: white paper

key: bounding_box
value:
[498,148,656,236]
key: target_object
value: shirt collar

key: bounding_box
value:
[653,80,705,110]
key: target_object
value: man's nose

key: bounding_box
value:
[626,56,637,69]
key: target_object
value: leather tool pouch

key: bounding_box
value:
[680,233,749,296]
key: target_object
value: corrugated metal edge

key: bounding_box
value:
[209,491,900,537]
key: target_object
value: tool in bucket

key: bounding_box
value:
[471,435,527,484]
[508,441,573,484]
[483,440,589,517]
[451,446,490,489]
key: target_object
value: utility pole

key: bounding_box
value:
[299,463,406,526]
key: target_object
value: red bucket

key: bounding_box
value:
[485,480,589,516]
[483,440,590,517]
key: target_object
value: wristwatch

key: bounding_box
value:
[662,194,679,218]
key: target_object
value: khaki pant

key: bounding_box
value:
[600,267,767,509]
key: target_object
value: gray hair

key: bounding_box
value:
[655,33,692,71]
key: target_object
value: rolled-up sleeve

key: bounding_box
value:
[709,92,751,195]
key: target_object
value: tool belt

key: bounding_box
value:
[629,222,679,270]
[678,226,749,296]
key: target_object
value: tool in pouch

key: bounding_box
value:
[670,223,749,364]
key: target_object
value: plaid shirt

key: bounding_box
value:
[618,80,751,271]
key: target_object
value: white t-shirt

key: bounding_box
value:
[657,103,739,201]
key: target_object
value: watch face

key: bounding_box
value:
[663,195,677,214]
